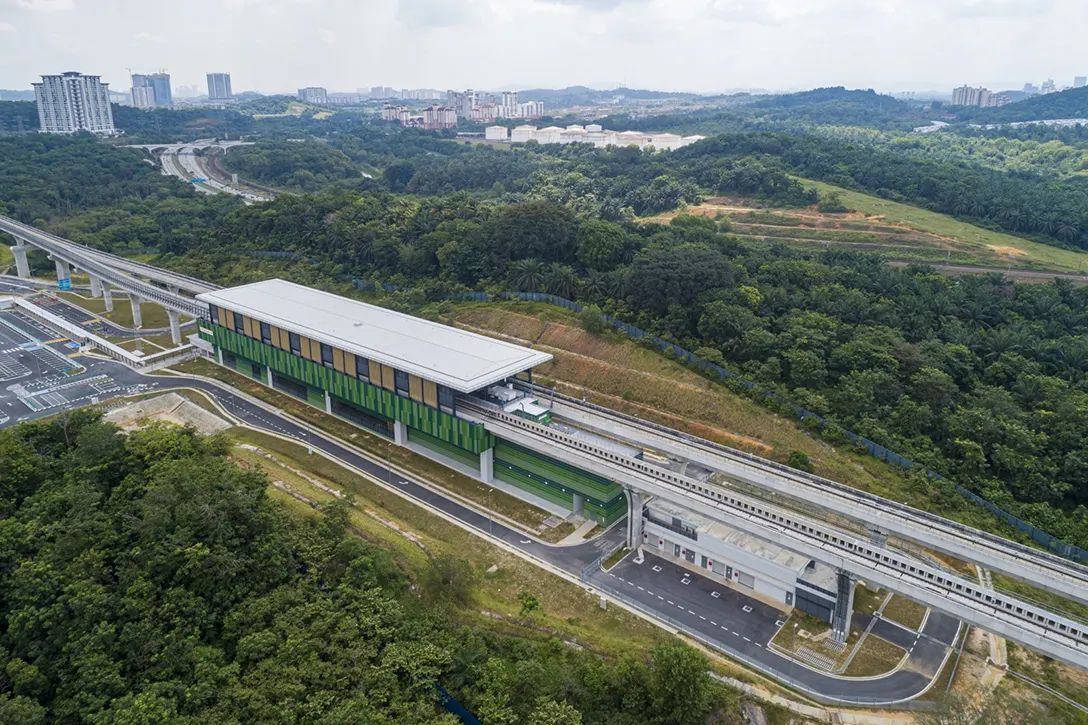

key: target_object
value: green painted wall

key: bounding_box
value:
[495,440,627,525]
[209,324,492,455]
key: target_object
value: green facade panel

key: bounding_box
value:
[209,324,492,454]
[408,428,480,470]
[494,439,627,525]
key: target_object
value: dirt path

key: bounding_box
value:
[886,260,1088,284]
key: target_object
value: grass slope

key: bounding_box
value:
[800,179,1088,273]
[438,301,1040,540]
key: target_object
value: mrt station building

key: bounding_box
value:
[196,279,629,525]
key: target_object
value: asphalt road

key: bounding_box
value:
[0,353,956,704]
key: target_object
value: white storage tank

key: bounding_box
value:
[485,125,509,141]
[511,125,537,142]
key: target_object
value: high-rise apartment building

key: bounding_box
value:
[952,85,1008,108]
[33,71,117,135]
[297,87,328,104]
[131,72,172,109]
[207,73,233,100]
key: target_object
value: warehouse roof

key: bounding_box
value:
[197,279,553,393]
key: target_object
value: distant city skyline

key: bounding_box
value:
[0,0,1085,97]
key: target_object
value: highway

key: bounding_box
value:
[150,142,272,203]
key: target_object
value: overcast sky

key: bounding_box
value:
[0,0,1084,95]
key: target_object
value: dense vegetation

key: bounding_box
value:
[0,412,733,724]
[3,125,1088,549]
[951,86,1088,124]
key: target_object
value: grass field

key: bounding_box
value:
[228,427,674,659]
[800,179,1088,273]
[58,292,189,330]
[170,358,576,541]
[880,595,928,631]
[0,243,13,272]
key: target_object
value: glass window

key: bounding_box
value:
[355,356,370,381]
[233,312,244,334]
[260,322,272,345]
[289,332,301,356]
[394,369,410,395]
[438,385,455,413]
[208,304,219,323]
[320,343,334,368]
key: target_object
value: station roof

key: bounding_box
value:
[197,279,553,393]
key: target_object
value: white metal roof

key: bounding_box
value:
[197,279,553,393]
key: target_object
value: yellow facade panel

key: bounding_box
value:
[380,364,396,391]
[409,375,423,402]
[242,316,254,338]
[423,380,438,407]
[217,307,229,328]
[343,352,355,377]
[333,348,345,373]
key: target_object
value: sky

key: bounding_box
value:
[0,0,1085,95]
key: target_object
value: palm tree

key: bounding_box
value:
[581,269,607,299]
[1057,220,1081,243]
[509,258,544,292]
[543,263,578,300]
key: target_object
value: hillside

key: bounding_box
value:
[955,86,1088,124]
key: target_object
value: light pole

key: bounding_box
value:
[386,442,393,486]
[488,488,494,535]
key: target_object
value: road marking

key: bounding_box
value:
[699,615,706,620]
[711,591,721,599]
[710,621,717,626]
[733,631,739,636]
[687,609,694,615]
[637,586,644,591]
[681,578,691,585]
[657,595,663,600]
[667,600,674,605]
[652,565,662,572]
[742,605,753,613]
[755,643,762,648]
[743,637,751,642]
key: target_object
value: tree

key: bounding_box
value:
[509,258,545,292]
[576,219,629,271]
[528,697,583,725]
[648,643,712,725]
[788,450,814,473]
[580,304,608,335]
[422,553,477,610]
[384,161,415,192]
[543,263,578,299]
[491,201,576,263]
[630,246,734,315]
[518,592,541,617]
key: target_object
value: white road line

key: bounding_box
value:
[743,637,751,642]
[711,621,717,626]
[699,615,706,620]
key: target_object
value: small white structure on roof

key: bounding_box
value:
[485,125,509,141]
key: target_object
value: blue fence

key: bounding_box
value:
[227,253,1087,563]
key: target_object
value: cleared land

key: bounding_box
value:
[646,184,1088,274]
[880,595,928,631]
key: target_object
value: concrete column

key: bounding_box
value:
[573,493,586,518]
[54,257,71,282]
[266,366,274,388]
[626,489,646,549]
[89,275,103,298]
[102,284,114,313]
[11,243,30,279]
[868,527,889,548]
[129,295,143,329]
[217,348,224,365]
[324,390,332,414]
[167,310,181,345]
[394,420,407,446]
[169,285,179,295]
[480,447,494,483]
[832,570,857,644]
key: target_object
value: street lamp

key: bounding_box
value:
[386,442,393,486]
[488,488,494,535]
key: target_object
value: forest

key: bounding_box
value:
[0,412,733,724]
[3,126,1088,553]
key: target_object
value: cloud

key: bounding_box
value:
[0,21,16,32]
[539,0,649,9]
[13,0,74,11]
[706,0,783,24]
[396,0,469,27]
[948,0,1056,17]
[318,28,335,44]
[132,31,166,43]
